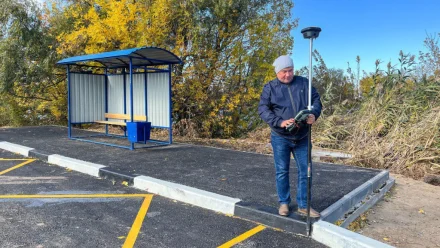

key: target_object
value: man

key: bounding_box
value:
[258,55,322,217]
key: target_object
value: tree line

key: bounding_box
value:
[0,0,294,138]
[0,0,439,146]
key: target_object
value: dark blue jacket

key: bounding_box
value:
[258,76,322,141]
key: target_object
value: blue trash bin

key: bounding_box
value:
[127,122,151,143]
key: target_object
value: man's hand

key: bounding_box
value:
[307,114,316,124]
[281,114,315,128]
[280,118,295,128]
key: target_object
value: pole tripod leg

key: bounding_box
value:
[301,26,321,237]
[306,124,312,236]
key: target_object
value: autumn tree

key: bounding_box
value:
[56,0,296,137]
[0,0,66,126]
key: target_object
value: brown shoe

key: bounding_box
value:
[278,204,290,216]
[297,208,320,218]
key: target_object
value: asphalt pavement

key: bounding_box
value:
[0,126,395,247]
[0,126,380,211]
[0,149,326,248]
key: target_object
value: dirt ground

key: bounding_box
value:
[357,173,440,248]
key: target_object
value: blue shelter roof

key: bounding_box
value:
[57,46,182,68]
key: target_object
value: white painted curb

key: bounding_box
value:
[134,175,241,215]
[48,154,106,177]
[0,141,34,157]
[312,220,394,248]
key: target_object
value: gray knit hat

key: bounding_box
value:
[273,55,294,74]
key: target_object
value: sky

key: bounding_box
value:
[291,0,440,75]
[34,0,439,75]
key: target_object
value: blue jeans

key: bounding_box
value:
[271,132,311,209]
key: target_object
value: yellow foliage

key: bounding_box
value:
[52,0,295,137]
[57,0,175,56]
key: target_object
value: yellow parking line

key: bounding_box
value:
[217,225,266,248]
[0,193,153,247]
[1,158,155,247]
[123,195,153,248]
[0,194,152,199]
[0,159,30,160]
[0,159,36,175]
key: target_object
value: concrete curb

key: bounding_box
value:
[313,149,352,158]
[0,141,34,157]
[48,154,107,177]
[312,149,353,163]
[321,170,389,223]
[99,167,137,186]
[234,201,314,235]
[134,175,240,215]
[340,177,395,228]
[28,149,51,162]
[312,220,394,248]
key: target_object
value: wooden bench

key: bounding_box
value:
[96,113,147,126]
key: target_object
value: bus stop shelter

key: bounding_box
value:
[57,47,182,150]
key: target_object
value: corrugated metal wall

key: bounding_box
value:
[146,73,170,127]
[105,72,170,127]
[107,75,125,123]
[70,73,105,123]
[125,73,146,118]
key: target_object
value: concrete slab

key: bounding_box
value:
[313,149,352,158]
